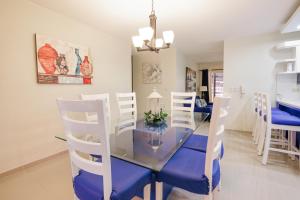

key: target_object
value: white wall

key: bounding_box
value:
[0,0,132,173]
[224,32,300,132]
[132,48,177,113]
[198,62,223,70]
[132,48,191,114]
[176,49,188,92]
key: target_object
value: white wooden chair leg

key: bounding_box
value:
[254,119,260,144]
[74,194,80,200]
[298,154,300,169]
[262,128,272,165]
[155,182,163,200]
[253,117,259,142]
[255,119,262,145]
[281,130,285,149]
[217,179,222,191]
[143,184,151,200]
[257,123,266,156]
[291,132,296,161]
[252,117,258,138]
[288,131,292,159]
[203,192,213,200]
[217,159,222,192]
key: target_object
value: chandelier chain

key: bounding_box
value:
[151,0,155,14]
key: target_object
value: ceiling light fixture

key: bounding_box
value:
[132,0,174,53]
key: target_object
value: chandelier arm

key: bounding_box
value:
[145,43,154,49]
[156,43,171,50]
[137,47,153,52]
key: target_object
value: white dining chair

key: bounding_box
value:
[156,96,231,200]
[254,92,288,156]
[262,94,300,166]
[170,92,196,130]
[116,92,137,120]
[56,98,151,200]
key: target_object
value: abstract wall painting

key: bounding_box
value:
[35,34,93,84]
[186,67,197,92]
[142,63,162,84]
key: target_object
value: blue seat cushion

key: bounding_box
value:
[182,134,224,158]
[272,107,290,115]
[157,148,220,195]
[74,157,152,200]
[272,107,282,113]
[272,113,300,126]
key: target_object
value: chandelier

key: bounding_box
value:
[132,0,175,53]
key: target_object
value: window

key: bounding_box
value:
[210,70,224,102]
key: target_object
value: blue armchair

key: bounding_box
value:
[185,96,213,120]
[184,96,213,121]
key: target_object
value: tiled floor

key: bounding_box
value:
[1,123,300,200]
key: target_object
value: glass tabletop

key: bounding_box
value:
[55,112,209,171]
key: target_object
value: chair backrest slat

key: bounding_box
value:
[66,134,104,155]
[171,92,196,129]
[69,151,104,175]
[63,117,102,134]
[81,93,111,126]
[253,92,258,112]
[261,93,271,125]
[116,92,137,120]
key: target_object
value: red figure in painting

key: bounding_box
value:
[38,43,58,74]
[80,56,93,77]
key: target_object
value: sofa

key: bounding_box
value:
[184,96,213,119]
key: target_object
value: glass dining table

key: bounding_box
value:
[55,112,209,172]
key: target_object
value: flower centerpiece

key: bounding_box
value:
[144,109,168,126]
[144,88,168,126]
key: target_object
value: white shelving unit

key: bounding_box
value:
[275,40,300,73]
[275,40,300,101]
[276,40,300,50]
[276,59,296,64]
[277,71,300,75]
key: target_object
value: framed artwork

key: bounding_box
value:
[142,63,162,84]
[185,67,197,92]
[35,34,93,84]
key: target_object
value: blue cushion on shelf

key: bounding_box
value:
[182,134,224,159]
[272,113,300,126]
[157,148,220,195]
[272,107,282,113]
[73,157,152,200]
[278,104,300,118]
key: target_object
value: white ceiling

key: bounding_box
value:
[30,0,299,63]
